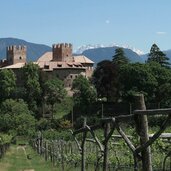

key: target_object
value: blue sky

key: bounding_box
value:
[0,0,171,53]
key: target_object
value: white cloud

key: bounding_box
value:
[105,20,110,24]
[156,31,166,35]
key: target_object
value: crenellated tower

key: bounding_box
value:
[6,45,27,65]
[52,43,72,61]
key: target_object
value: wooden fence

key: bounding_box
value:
[31,137,139,171]
[31,94,171,171]
[71,94,171,171]
[30,138,105,170]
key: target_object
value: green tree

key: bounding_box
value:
[72,75,97,107]
[119,63,157,102]
[0,99,35,135]
[0,69,16,101]
[148,62,171,107]
[92,60,119,102]
[44,78,66,118]
[147,43,170,67]
[112,48,129,66]
[22,63,42,114]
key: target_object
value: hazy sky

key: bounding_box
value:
[0,0,171,53]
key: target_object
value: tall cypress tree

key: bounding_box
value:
[147,43,170,67]
[112,48,129,66]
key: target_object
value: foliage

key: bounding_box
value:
[22,62,42,114]
[148,62,171,106]
[43,78,67,118]
[0,98,31,115]
[0,69,16,101]
[112,47,129,66]
[92,60,119,102]
[0,99,36,136]
[147,43,170,67]
[72,75,97,106]
[74,116,100,129]
[42,129,73,141]
[148,115,169,127]
[57,119,72,129]
[53,96,73,119]
[0,133,12,144]
[36,118,72,131]
[36,118,51,130]
[119,63,157,102]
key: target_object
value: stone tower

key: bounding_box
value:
[6,45,27,65]
[52,43,72,61]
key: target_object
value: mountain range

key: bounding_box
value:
[1,38,171,64]
[0,38,51,61]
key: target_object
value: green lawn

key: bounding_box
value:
[0,144,58,171]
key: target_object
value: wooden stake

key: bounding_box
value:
[134,94,152,171]
[103,122,110,171]
[81,118,87,171]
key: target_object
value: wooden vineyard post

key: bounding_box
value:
[81,118,87,171]
[134,94,152,171]
[103,122,110,171]
[61,140,65,171]
[45,141,48,161]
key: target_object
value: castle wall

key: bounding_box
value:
[41,68,85,88]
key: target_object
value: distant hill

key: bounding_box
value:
[2,38,171,65]
[79,46,144,64]
[0,38,51,61]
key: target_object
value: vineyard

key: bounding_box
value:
[30,94,171,171]
[31,133,171,171]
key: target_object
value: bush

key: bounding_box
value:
[42,129,73,141]
[36,118,51,130]
[148,115,169,127]
[0,99,36,136]
[74,116,100,129]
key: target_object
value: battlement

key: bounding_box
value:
[6,45,27,65]
[52,43,72,49]
[52,43,72,61]
[7,45,27,52]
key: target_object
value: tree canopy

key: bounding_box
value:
[0,99,35,135]
[72,75,97,106]
[43,78,67,118]
[92,60,119,102]
[0,69,16,101]
[22,63,42,113]
[119,63,158,102]
[147,43,170,67]
[148,62,171,106]
[112,48,129,66]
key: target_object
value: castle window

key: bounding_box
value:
[67,64,73,67]
[57,64,62,67]
[70,75,73,78]
[19,56,22,60]
[44,65,49,69]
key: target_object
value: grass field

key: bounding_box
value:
[0,143,84,171]
[0,144,59,171]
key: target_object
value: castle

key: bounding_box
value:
[0,43,94,91]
